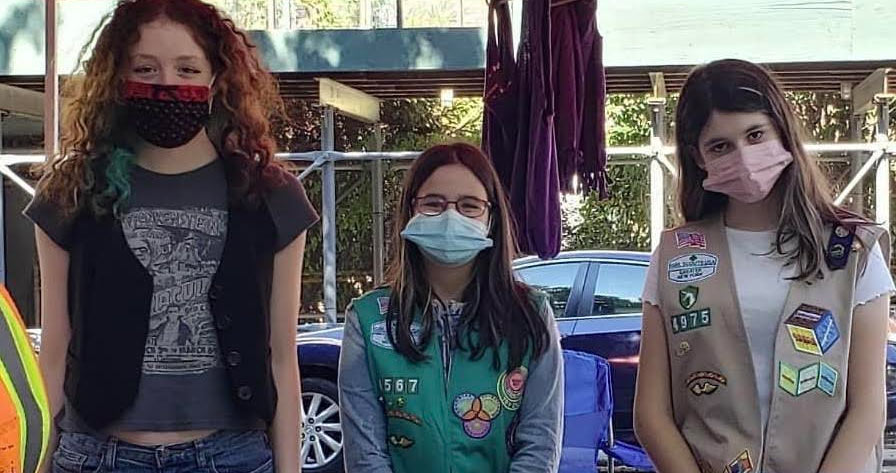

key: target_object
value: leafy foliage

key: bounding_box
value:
[274,92,896,316]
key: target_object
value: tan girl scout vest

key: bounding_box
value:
[657,214,888,473]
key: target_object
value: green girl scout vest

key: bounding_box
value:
[354,288,537,473]
[656,214,887,473]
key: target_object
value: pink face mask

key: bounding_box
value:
[702,140,793,203]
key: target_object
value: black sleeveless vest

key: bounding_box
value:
[64,201,278,430]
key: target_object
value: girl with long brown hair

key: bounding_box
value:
[27,1,317,472]
[634,59,893,473]
[337,142,563,473]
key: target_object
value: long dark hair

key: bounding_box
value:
[675,59,860,280]
[385,142,549,370]
[37,0,286,217]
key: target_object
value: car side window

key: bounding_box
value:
[516,263,583,318]
[592,263,647,316]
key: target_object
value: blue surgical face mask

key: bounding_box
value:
[400,210,494,267]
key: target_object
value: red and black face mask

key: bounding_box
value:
[121,80,212,149]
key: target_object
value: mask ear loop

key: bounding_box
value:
[486,205,496,237]
[207,75,217,114]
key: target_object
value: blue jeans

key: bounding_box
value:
[52,430,274,473]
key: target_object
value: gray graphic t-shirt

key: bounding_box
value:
[124,206,226,376]
[25,156,320,433]
[112,160,257,431]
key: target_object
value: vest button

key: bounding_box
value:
[216,315,232,330]
[237,385,253,400]
[227,351,242,367]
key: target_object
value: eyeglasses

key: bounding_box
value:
[413,194,491,218]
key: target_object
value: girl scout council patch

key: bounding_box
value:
[370,320,423,350]
[497,367,527,411]
[668,253,718,283]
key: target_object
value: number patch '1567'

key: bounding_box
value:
[381,377,420,395]
[671,309,711,334]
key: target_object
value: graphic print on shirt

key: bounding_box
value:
[123,207,227,375]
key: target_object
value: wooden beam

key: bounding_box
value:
[0,84,42,118]
[317,78,381,123]
[649,72,666,99]
[852,68,890,114]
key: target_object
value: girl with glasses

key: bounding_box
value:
[338,142,564,473]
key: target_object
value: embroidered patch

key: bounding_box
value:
[464,418,492,438]
[453,393,476,417]
[377,297,390,315]
[478,394,503,419]
[387,409,422,425]
[388,434,415,448]
[784,304,840,356]
[395,397,407,408]
[780,361,839,397]
[679,285,699,310]
[671,308,711,334]
[725,450,754,473]
[826,225,855,270]
[380,377,419,395]
[497,367,528,411]
[778,361,827,397]
[676,231,707,249]
[676,341,692,357]
[829,243,846,260]
[369,321,423,350]
[817,362,839,397]
[453,393,502,439]
[686,371,727,396]
[668,253,718,283]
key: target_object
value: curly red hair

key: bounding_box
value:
[38,0,287,216]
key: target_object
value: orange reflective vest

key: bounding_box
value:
[0,286,50,473]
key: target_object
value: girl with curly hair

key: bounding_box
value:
[26,1,317,472]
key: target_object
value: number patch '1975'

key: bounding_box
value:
[671,309,711,334]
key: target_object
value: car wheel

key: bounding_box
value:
[301,377,344,473]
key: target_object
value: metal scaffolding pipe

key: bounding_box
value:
[371,127,385,285]
[649,104,667,250]
[44,0,58,162]
[875,98,892,230]
[321,108,338,323]
[834,149,884,205]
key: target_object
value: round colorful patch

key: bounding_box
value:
[453,393,503,439]
[497,367,528,411]
[452,393,476,419]
[479,394,502,419]
[463,418,492,439]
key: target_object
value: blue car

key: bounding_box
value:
[297,250,896,472]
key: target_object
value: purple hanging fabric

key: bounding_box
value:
[482,0,561,259]
[482,0,518,196]
[552,0,609,198]
[514,0,561,258]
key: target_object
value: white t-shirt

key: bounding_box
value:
[642,227,895,434]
